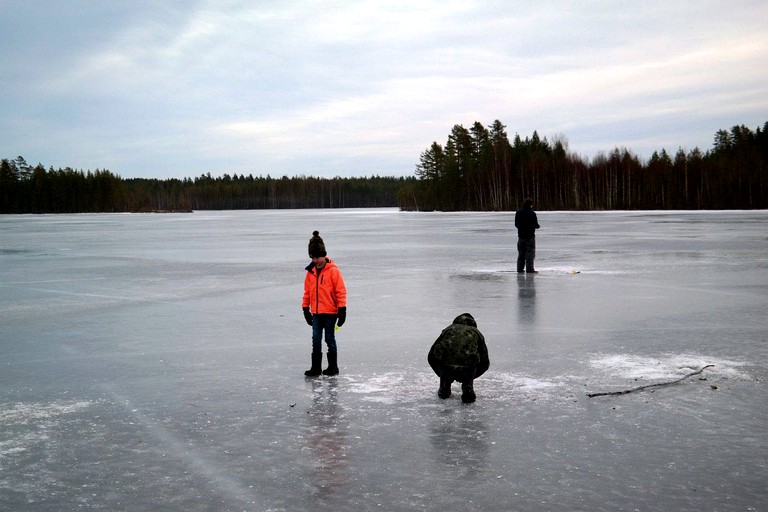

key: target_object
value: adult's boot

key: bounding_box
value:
[461,380,476,403]
[304,352,322,377]
[322,352,339,376]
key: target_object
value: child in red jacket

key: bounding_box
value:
[302,231,347,376]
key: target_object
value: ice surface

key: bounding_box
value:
[1,209,767,511]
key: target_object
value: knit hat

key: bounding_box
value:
[308,230,327,258]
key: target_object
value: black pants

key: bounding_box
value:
[430,363,477,384]
[517,237,536,272]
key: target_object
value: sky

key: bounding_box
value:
[1,1,767,180]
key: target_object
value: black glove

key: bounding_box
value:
[303,307,313,326]
[336,306,346,327]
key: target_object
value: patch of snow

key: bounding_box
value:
[589,353,751,380]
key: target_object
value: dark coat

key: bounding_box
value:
[428,313,490,378]
[514,206,540,239]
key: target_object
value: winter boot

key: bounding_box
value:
[438,377,452,399]
[322,352,339,376]
[461,380,476,403]
[304,352,322,377]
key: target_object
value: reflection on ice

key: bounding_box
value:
[302,379,351,504]
[429,408,490,479]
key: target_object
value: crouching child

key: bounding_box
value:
[427,313,490,403]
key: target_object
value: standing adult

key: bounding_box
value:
[302,231,347,377]
[514,198,540,273]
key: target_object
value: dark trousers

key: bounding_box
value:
[429,361,477,384]
[517,237,536,272]
[312,314,337,353]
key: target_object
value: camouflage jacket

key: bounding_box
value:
[428,313,490,375]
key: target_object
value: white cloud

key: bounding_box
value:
[1,0,767,178]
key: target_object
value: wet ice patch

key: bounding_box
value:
[576,269,627,275]
[481,373,567,402]
[343,372,431,404]
[0,400,94,462]
[536,266,583,275]
[342,371,566,404]
[589,354,751,380]
[487,372,563,391]
[0,400,93,424]
[473,266,586,276]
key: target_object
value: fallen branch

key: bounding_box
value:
[586,364,715,398]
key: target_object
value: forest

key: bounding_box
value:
[397,120,768,211]
[0,163,405,213]
[1,121,766,213]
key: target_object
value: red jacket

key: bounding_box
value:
[302,258,347,315]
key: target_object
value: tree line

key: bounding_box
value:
[2,120,766,213]
[0,159,405,213]
[397,120,768,211]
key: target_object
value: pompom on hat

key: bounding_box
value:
[308,230,327,258]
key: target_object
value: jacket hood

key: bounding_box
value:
[452,313,477,328]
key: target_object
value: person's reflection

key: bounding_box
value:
[429,409,489,479]
[516,274,536,325]
[302,378,349,503]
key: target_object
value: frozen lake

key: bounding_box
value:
[1,209,767,511]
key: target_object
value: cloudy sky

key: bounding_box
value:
[2,1,766,179]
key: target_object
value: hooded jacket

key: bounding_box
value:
[302,258,347,315]
[428,313,490,378]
